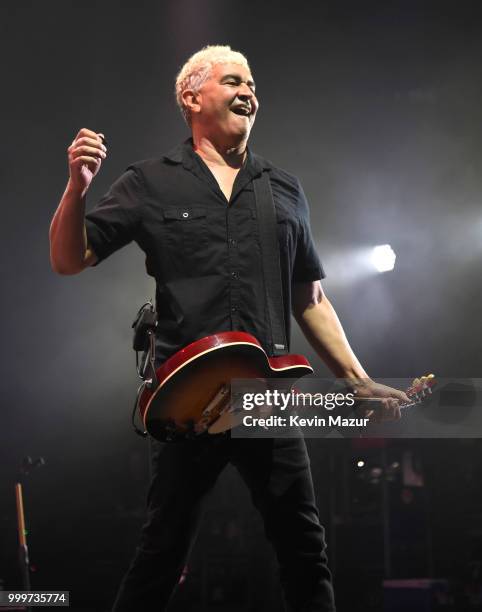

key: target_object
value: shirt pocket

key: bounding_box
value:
[161,206,208,278]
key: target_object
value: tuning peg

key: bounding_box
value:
[412,377,421,388]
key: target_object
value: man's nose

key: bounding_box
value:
[237,83,254,99]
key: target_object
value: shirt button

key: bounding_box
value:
[231,306,237,313]
[231,271,238,279]
[228,237,237,246]
[182,211,189,218]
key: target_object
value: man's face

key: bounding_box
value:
[192,62,258,142]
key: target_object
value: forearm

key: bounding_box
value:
[49,180,91,274]
[293,282,409,416]
[295,295,369,381]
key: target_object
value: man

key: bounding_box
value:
[50,45,408,612]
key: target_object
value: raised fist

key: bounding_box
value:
[67,127,107,193]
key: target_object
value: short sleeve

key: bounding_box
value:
[292,179,326,282]
[85,166,143,264]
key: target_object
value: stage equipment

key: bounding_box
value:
[371,244,396,272]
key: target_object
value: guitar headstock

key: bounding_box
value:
[404,373,436,406]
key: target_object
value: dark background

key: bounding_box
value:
[2,1,482,610]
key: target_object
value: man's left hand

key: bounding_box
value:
[350,379,410,422]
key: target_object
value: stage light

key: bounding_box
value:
[357,460,365,468]
[371,244,396,272]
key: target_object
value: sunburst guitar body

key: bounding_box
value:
[138,331,313,441]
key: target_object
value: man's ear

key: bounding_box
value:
[182,89,201,117]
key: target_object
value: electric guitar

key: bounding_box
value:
[137,331,312,441]
[136,329,436,441]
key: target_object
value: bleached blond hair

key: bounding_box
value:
[175,45,251,125]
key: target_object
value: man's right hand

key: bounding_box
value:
[68,128,107,194]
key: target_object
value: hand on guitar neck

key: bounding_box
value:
[350,374,435,422]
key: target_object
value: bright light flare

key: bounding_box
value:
[371,244,396,272]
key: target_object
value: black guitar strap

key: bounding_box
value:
[253,170,288,357]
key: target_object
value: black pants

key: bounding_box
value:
[111,435,336,611]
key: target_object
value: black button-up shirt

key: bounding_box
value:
[85,139,324,364]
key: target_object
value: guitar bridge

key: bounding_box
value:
[195,384,231,434]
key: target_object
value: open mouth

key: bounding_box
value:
[230,106,251,116]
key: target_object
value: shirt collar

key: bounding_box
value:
[162,138,272,176]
